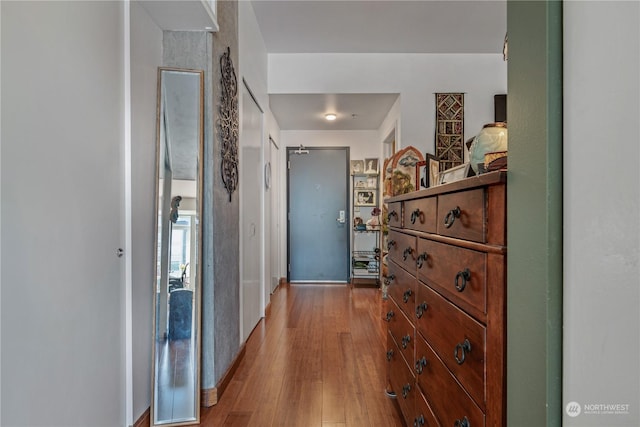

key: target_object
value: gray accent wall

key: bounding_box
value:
[211,0,240,386]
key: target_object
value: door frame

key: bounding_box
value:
[286,146,350,283]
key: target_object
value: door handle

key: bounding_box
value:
[336,210,346,223]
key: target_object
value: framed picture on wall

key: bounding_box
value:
[364,158,379,174]
[354,190,376,207]
[351,160,364,175]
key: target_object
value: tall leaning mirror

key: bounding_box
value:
[151,67,204,426]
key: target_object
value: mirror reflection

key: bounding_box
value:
[152,68,203,426]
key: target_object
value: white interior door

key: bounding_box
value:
[1,2,125,424]
[240,84,264,341]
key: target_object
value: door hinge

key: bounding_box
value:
[288,263,291,272]
[288,160,291,169]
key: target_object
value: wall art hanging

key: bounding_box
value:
[219,46,239,202]
[435,93,464,171]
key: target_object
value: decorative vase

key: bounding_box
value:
[469,122,508,174]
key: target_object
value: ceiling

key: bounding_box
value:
[251,0,507,131]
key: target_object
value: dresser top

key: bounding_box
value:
[385,170,506,203]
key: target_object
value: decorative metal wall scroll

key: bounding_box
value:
[435,93,464,171]
[219,46,239,202]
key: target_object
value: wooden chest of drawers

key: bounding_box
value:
[384,171,506,427]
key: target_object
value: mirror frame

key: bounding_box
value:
[150,67,204,427]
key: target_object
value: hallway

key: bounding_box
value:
[201,284,404,426]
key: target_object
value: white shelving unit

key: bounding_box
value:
[351,173,381,286]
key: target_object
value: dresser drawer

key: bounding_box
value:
[415,284,486,408]
[387,201,403,228]
[404,197,437,233]
[387,230,417,273]
[416,238,486,319]
[415,386,441,427]
[386,298,414,365]
[387,259,416,318]
[437,188,486,243]
[416,338,485,427]
[387,332,416,427]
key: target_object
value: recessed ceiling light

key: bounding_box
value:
[325,113,337,121]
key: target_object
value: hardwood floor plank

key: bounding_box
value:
[200,284,403,427]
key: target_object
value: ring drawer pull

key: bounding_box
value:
[455,268,471,292]
[403,289,413,303]
[415,356,427,374]
[454,416,470,427]
[387,240,396,251]
[401,383,411,399]
[384,274,396,286]
[415,302,428,319]
[410,208,421,224]
[401,334,411,349]
[414,415,425,427]
[416,252,428,269]
[403,246,414,261]
[386,311,395,322]
[444,206,461,228]
[387,210,398,222]
[386,349,394,361]
[454,339,472,365]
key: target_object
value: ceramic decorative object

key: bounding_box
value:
[469,122,508,174]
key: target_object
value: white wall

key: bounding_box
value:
[130,1,162,421]
[563,1,640,425]
[1,2,125,425]
[269,53,507,154]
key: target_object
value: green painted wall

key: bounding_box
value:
[506,1,563,426]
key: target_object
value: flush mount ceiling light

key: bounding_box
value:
[325,113,337,121]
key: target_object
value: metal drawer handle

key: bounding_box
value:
[384,274,395,286]
[444,206,461,228]
[401,334,411,349]
[415,356,427,374]
[387,240,396,250]
[386,349,394,361]
[416,252,428,269]
[401,383,411,399]
[386,311,395,322]
[454,416,470,427]
[455,268,471,292]
[387,210,398,222]
[415,302,428,319]
[454,339,472,365]
[403,289,413,303]
[403,246,414,261]
[414,415,425,427]
[410,208,421,224]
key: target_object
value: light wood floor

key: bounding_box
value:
[200,283,404,427]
